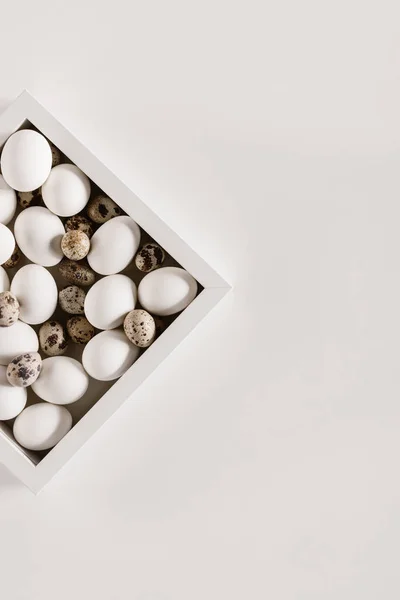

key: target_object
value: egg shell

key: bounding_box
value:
[13,403,72,451]
[0,224,15,265]
[14,206,64,266]
[0,321,39,365]
[1,130,52,192]
[87,194,122,223]
[39,321,68,356]
[135,243,165,273]
[87,216,141,275]
[123,309,156,348]
[61,230,90,260]
[0,291,20,327]
[84,274,137,330]
[0,267,9,292]
[0,365,27,420]
[17,188,42,209]
[32,356,89,405]
[59,285,86,315]
[6,352,42,387]
[82,329,140,381]
[65,215,94,239]
[58,259,96,286]
[138,267,198,316]
[42,164,91,217]
[11,264,58,325]
[0,175,17,225]
[2,244,21,269]
[66,316,95,344]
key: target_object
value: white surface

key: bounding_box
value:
[0,223,15,264]
[10,264,58,325]
[42,164,91,216]
[82,329,140,381]
[0,175,17,225]
[32,357,89,405]
[0,1,398,599]
[0,321,39,366]
[87,216,141,275]
[84,274,137,330]
[14,206,64,266]
[0,366,26,420]
[14,404,72,451]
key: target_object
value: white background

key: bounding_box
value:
[1,1,399,598]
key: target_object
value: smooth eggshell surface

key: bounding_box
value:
[1,130,52,192]
[84,274,137,330]
[0,224,15,265]
[0,365,27,420]
[13,403,72,451]
[0,175,17,225]
[42,164,91,217]
[32,356,89,405]
[82,329,140,381]
[87,216,141,275]
[0,321,39,365]
[138,267,198,316]
[0,267,10,293]
[11,264,58,325]
[14,206,64,266]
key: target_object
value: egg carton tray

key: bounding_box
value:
[0,91,230,493]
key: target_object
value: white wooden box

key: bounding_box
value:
[0,91,230,493]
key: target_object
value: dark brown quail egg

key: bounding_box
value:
[66,316,95,344]
[87,194,122,224]
[135,243,165,273]
[17,188,42,209]
[59,285,86,315]
[65,215,94,239]
[58,259,95,286]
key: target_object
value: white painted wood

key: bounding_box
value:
[0,92,231,493]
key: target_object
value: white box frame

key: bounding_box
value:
[0,91,231,494]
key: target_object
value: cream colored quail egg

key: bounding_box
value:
[6,352,42,387]
[39,320,68,356]
[61,230,90,261]
[0,291,20,327]
[123,309,156,348]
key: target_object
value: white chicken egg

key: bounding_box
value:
[14,206,64,266]
[138,267,198,316]
[42,164,91,217]
[13,403,72,451]
[82,329,140,381]
[10,264,58,325]
[0,321,39,365]
[0,224,15,265]
[0,267,10,293]
[84,274,137,330]
[31,356,89,405]
[0,365,27,420]
[1,130,52,192]
[87,216,141,275]
[0,175,17,225]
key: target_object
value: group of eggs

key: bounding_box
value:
[0,129,198,453]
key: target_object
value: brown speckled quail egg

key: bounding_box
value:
[66,316,95,344]
[17,188,42,209]
[6,352,42,387]
[87,194,122,224]
[49,141,62,167]
[39,320,68,356]
[2,244,21,269]
[0,291,20,327]
[59,259,95,286]
[135,243,165,273]
[65,215,94,239]
[59,285,86,315]
[61,230,90,260]
[123,309,156,348]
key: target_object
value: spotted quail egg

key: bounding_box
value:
[87,194,122,224]
[17,188,42,209]
[123,309,156,348]
[39,320,68,356]
[6,352,42,387]
[66,316,95,344]
[61,230,90,261]
[49,141,62,167]
[65,215,94,239]
[59,285,86,315]
[2,244,21,269]
[59,259,95,286]
[135,243,165,273]
[0,291,20,327]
